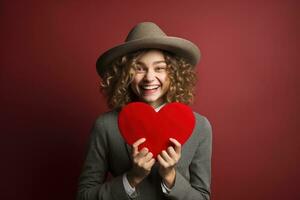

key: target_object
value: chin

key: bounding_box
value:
[143,99,158,104]
[144,97,164,106]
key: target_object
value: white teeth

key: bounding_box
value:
[142,85,159,90]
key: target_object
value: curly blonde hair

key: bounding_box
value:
[100,49,197,109]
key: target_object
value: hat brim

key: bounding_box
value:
[96,36,201,77]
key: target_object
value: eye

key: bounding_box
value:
[135,66,146,73]
[155,66,167,72]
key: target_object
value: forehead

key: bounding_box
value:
[136,49,166,64]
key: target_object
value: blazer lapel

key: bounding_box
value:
[125,142,133,161]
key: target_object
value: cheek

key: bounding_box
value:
[131,76,141,86]
[160,75,170,86]
[130,76,143,91]
[164,77,171,92]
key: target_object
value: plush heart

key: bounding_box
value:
[118,102,195,158]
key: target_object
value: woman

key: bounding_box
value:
[77,22,212,200]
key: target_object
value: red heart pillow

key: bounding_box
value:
[118,102,195,158]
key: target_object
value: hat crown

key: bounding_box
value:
[125,22,167,42]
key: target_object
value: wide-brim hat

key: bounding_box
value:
[96,22,201,77]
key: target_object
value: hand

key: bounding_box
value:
[127,138,155,188]
[157,138,181,189]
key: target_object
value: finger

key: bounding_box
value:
[157,154,169,168]
[144,158,155,169]
[161,150,173,163]
[169,138,181,154]
[137,151,153,164]
[132,138,146,156]
[136,151,153,170]
[144,152,153,162]
[167,146,178,160]
[134,148,149,166]
[135,147,149,160]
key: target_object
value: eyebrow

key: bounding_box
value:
[136,60,166,65]
[153,60,166,64]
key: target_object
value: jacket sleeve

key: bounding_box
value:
[165,116,212,200]
[76,117,131,200]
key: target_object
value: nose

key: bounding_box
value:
[143,69,155,82]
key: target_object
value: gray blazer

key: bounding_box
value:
[77,109,212,200]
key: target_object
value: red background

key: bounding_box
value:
[1,0,299,199]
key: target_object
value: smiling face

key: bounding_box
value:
[130,50,170,108]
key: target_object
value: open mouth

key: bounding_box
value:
[141,85,160,95]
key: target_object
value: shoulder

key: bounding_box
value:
[193,111,212,129]
[95,109,119,123]
[92,109,120,132]
[192,111,213,138]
